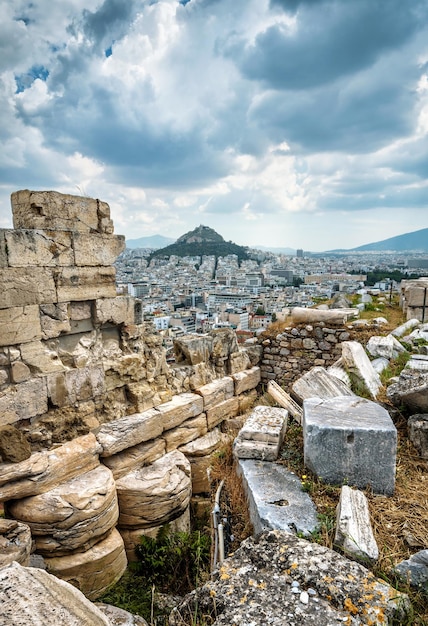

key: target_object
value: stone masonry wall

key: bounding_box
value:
[0,190,262,599]
[260,323,352,390]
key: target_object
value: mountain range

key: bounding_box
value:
[125,227,428,254]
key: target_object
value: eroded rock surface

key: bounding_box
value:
[170,531,409,625]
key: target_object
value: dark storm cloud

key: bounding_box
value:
[79,0,138,49]
[233,0,425,90]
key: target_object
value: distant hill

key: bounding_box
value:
[149,225,249,261]
[126,235,175,249]
[328,228,428,253]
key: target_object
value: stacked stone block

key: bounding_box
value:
[0,190,262,596]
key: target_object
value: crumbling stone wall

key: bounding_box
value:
[260,324,352,390]
[0,190,262,599]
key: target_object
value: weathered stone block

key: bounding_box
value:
[0,560,111,625]
[341,341,382,398]
[0,433,102,501]
[116,450,191,528]
[20,340,66,375]
[408,414,428,459]
[303,396,397,495]
[73,232,125,266]
[44,528,127,600]
[39,303,71,339]
[163,414,208,452]
[173,335,213,365]
[237,459,318,536]
[156,392,204,431]
[125,381,162,412]
[334,486,378,563]
[101,438,166,480]
[0,378,48,426]
[11,189,113,234]
[0,267,56,309]
[55,266,117,302]
[0,519,32,567]
[197,377,234,411]
[94,296,135,326]
[232,366,261,395]
[96,409,163,457]
[292,366,354,404]
[2,229,73,267]
[234,405,288,462]
[179,429,227,494]
[47,366,105,407]
[6,465,119,555]
[206,396,239,429]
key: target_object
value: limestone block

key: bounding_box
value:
[197,377,234,411]
[387,370,428,413]
[11,189,113,235]
[73,232,125,266]
[0,305,42,347]
[292,366,354,404]
[20,340,66,375]
[96,409,163,457]
[10,361,31,383]
[94,296,135,326]
[163,415,208,452]
[405,354,428,371]
[334,486,378,563]
[70,301,92,320]
[366,335,406,359]
[156,392,204,432]
[303,396,397,495]
[40,303,71,339]
[55,267,117,302]
[408,414,428,459]
[179,429,227,494]
[0,433,102,501]
[391,318,421,337]
[44,528,127,600]
[104,353,146,389]
[341,341,382,398]
[57,331,102,369]
[124,380,162,412]
[6,465,118,556]
[47,366,105,407]
[188,362,216,390]
[395,549,428,589]
[0,378,48,426]
[244,343,263,366]
[0,425,31,462]
[229,349,251,374]
[116,450,192,528]
[173,334,213,365]
[0,519,32,566]
[234,405,288,462]
[3,229,73,267]
[206,396,239,429]
[0,560,111,625]
[101,438,166,480]
[237,459,318,537]
[210,327,239,360]
[0,267,56,309]
[119,508,190,562]
[232,366,261,395]
[291,307,352,324]
[96,604,149,626]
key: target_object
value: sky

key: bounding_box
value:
[1,0,428,252]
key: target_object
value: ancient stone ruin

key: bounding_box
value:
[1,190,427,625]
[0,190,261,599]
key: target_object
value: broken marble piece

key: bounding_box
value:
[334,486,378,563]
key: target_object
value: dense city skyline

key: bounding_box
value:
[1,0,428,251]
